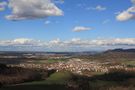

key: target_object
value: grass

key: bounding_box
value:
[0,71,72,90]
[1,70,135,90]
[44,71,72,84]
[32,59,67,64]
[19,71,72,85]
[123,60,135,65]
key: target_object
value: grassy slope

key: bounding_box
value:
[0,72,72,90]
[22,71,72,85]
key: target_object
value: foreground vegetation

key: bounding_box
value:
[1,67,135,90]
[0,64,55,87]
[1,50,135,90]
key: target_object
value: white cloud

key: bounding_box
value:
[12,38,44,46]
[116,7,135,21]
[45,20,51,24]
[86,5,106,11]
[116,1,135,21]
[6,0,63,20]
[0,38,45,47]
[0,38,135,51]
[49,38,61,44]
[0,1,7,11]
[13,38,33,44]
[73,26,92,32]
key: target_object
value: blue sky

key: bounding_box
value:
[0,0,135,51]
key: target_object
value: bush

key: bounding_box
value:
[0,64,54,86]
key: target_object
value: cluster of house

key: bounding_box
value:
[10,58,133,74]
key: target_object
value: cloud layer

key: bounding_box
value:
[6,0,63,20]
[0,38,135,51]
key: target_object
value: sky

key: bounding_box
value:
[0,0,135,51]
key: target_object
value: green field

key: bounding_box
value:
[0,72,72,90]
[31,59,67,64]
[22,71,73,85]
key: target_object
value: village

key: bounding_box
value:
[10,58,133,75]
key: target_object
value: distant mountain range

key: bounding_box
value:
[105,48,135,53]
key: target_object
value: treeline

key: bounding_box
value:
[66,69,135,90]
[0,63,55,87]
